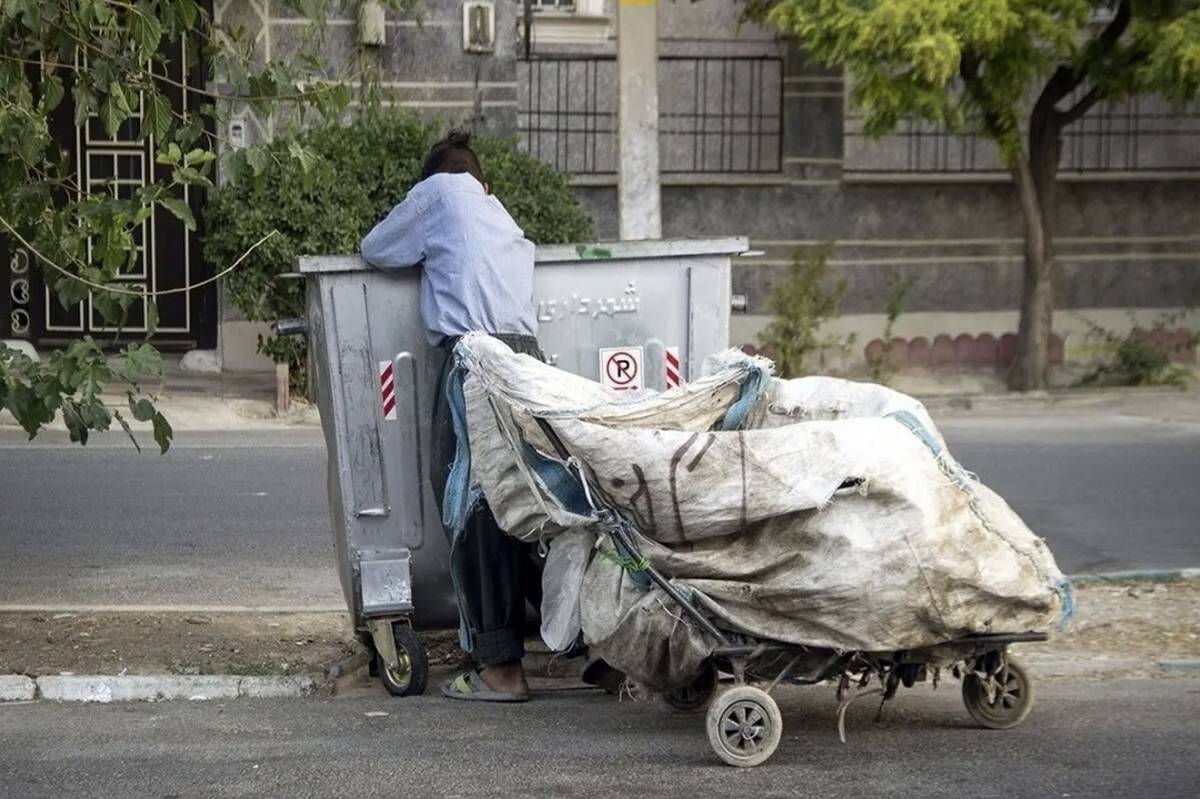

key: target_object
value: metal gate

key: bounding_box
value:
[2,36,216,351]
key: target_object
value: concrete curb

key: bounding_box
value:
[1,673,320,703]
[0,675,37,702]
[918,384,1194,409]
[1158,660,1200,676]
[1068,568,1200,586]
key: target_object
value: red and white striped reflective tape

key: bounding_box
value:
[665,346,683,389]
[379,360,397,421]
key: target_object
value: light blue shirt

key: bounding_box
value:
[360,172,538,345]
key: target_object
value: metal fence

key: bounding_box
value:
[844,92,1200,175]
[517,56,783,175]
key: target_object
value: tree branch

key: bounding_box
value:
[1034,0,1132,117]
[1036,67,1085,117]
[959,52,1006,141]
[1096,0,1134,51]
[1058,84,1106,125]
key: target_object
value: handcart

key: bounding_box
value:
[284,238,746,696]
[530,416,1050,768]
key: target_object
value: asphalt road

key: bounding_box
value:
[1,679,1197,798]
[0,429,342,608]
[940,413,1200,574]
[1,411,1198,608]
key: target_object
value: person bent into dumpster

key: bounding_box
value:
[361,131,619,701]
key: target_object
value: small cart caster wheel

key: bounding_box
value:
[378,624,429,698]
[664,662,718,712]
[705,685,783,767]
[962,656,1034,730]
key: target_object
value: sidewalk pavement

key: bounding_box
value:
[0,362,320,433]
[2,577,1197,704]
[3,360,1198,434]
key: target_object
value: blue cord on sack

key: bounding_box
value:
[719,363,770,431]
[1055,579,1077,629]
[886,410,944,457]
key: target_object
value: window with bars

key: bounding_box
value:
[517,56,783,175]
[844,91,1200,176]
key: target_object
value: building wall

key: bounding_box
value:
[549,4,1200,369]
[214,1,1200,372]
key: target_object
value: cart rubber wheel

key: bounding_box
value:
[378,624,429,698]
[705,686,783,768]
[961,656,1034,730]
[664,662,718,712]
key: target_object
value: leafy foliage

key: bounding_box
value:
[203,110,594,389]
[748,1,1200,390]
[747,1,1200,163]
[867,273,915,384]
[0,0,413,448]
[1076,313,1198,387]
[757,247,847,378]
[0,339,171,451]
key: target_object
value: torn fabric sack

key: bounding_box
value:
[447,334,1071,690]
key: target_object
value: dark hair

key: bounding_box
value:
[420,130,485,185]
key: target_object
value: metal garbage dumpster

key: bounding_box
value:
[295,237,747,695]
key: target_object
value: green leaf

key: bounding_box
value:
[61,400,90,446]
[146,92,173,141]
[157,142,183,166]
[74,90,93,127]
[160,196,196,230]
[246,146,272,175]
[93,0,114,24]
[177,0,199,28]
[91,290,125,325]
[175,115,204,146]
[152,411,173,454]
[172,165,213,188]
[222,147,250,183]
[101,95,126,139]
[287,140,318,173]
[130,396,156,422]
[130,4,163,56]
[42,76,65,112]
[124,342,163,379]
[184,148,216,166]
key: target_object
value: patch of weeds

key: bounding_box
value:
[1075,312,1197,388]
[758,245,849,378]
[867,273,915,384]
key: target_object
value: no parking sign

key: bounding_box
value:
[599,346,643,392]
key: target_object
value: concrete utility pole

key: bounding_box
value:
[616,0,662,240]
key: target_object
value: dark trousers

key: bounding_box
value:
[431,334,544,667]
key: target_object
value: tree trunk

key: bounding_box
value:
[1008,121,1060,391]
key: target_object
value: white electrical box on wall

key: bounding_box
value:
[463,2,495,53]
[227,114,247,149]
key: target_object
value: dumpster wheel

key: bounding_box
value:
[377,624,429,697]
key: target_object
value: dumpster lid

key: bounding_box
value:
[295,237,750,274]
